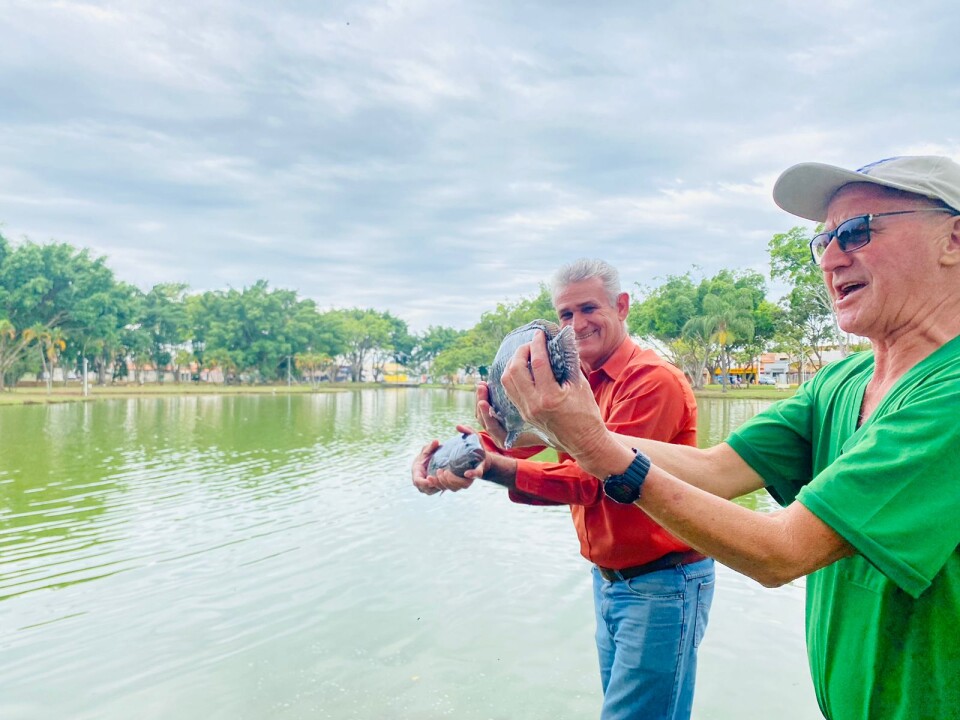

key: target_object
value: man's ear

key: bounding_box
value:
[616,292,629,321]
[939,216,960,267]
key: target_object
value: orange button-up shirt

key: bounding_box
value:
[481,336,697,569]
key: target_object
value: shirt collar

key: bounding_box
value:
[585,335,635,382]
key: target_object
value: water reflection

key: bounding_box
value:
[0,391,816,719]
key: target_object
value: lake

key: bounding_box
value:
[0,391,819,719]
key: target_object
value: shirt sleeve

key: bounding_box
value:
[726,380,816,506]
[796,379,960,598]
[511,364,694,506]
[474,431,567,505]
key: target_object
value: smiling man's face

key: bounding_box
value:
[553,276,629,373]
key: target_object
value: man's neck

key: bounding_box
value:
[579,334,628,375]
[869,313,960,393]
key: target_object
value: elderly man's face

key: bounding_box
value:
[820,184,955,341]
[553,277,629,372]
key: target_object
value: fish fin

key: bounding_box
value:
[538,319,561,338]
[504,429,521,449]
[548,325,580,384]
[529,425,552,446]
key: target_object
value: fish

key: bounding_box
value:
[428,431,487,477]
[487,319,580,449]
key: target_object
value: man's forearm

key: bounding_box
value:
[637,466,853,587]
[567,432,852,585]
[581,432,764,500]
[637,437,763,499]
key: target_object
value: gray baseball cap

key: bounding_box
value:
[772,155,960,221]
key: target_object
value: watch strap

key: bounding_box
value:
[602,449,651,504]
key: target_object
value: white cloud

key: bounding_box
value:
[0,0,957,331]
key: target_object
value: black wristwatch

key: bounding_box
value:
[602,449,651,504]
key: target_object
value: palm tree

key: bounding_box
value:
[678,317,717,390]
[0,319,17,391]
[685,289,755,393]
[26,324,67,394]
[0,319,38,392]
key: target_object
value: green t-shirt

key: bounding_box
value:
[727,337,960,720]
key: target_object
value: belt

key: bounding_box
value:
[596,550,708,582]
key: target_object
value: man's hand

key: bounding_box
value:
[411,435,477,495]
[411,439,444,495]
[474,382,508,448]
[476,381,551,450]
[501,330,609,464]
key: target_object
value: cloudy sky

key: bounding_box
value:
[1,1,957,332]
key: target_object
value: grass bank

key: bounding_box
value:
[695,383,796,399]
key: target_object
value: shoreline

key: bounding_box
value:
[0,382,795,407]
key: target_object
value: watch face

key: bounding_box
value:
[604,478,638,504]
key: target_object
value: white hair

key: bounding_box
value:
[550,258,621,306]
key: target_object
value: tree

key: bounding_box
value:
[0,319,34,391]
[333,308,395,382]
[431,286,555,381]
[141,283,190,383]
[431,330,492,382]
[629,272,704,385]
[295,350,338,385]
[26,324,66,393]
[0,239,126,386]
[630,270,766,389]
[676,316,717,390]
[630,273,700,341]
[367,312,413,382]
[411,325,464,377]
[312,310,348,360]
[689,288,756,392]
[190,281,326,383]
[67,281,142,386]
[769,226,842,365]
[120,317,153,385]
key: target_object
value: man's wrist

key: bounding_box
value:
[602,450,652,504]
[482,455,518,489]
[576,430,635,480]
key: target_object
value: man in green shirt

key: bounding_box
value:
[496,155,960,719]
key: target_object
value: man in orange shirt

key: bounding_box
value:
[412,257,714,720]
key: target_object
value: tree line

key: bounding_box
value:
[0,225,852,391]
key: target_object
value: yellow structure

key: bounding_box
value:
[382,362,409,384]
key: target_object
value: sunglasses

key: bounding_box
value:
[809,209,959,265]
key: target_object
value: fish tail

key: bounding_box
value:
[548,325,580,384]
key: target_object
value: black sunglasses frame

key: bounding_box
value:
[809,209,959,265]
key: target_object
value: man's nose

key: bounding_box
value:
[819,236,852,272]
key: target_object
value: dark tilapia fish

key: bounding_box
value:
[428,431,486,477]
[487,319,580,449]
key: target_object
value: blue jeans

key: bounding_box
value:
[592,558,715,720]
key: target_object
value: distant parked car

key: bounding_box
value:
[757,375,776,385]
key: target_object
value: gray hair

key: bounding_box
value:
[550,258,621,306]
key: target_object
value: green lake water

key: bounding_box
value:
[0,391,819,719]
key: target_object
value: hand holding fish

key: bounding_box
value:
[411,439,445,495]
[412,425,521,495]
[413,320,576,497]
[474,382,506,446]
[485,319,580,449]
[475,382,544,450]
[501,330,610,465]
[412,428,489,494]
